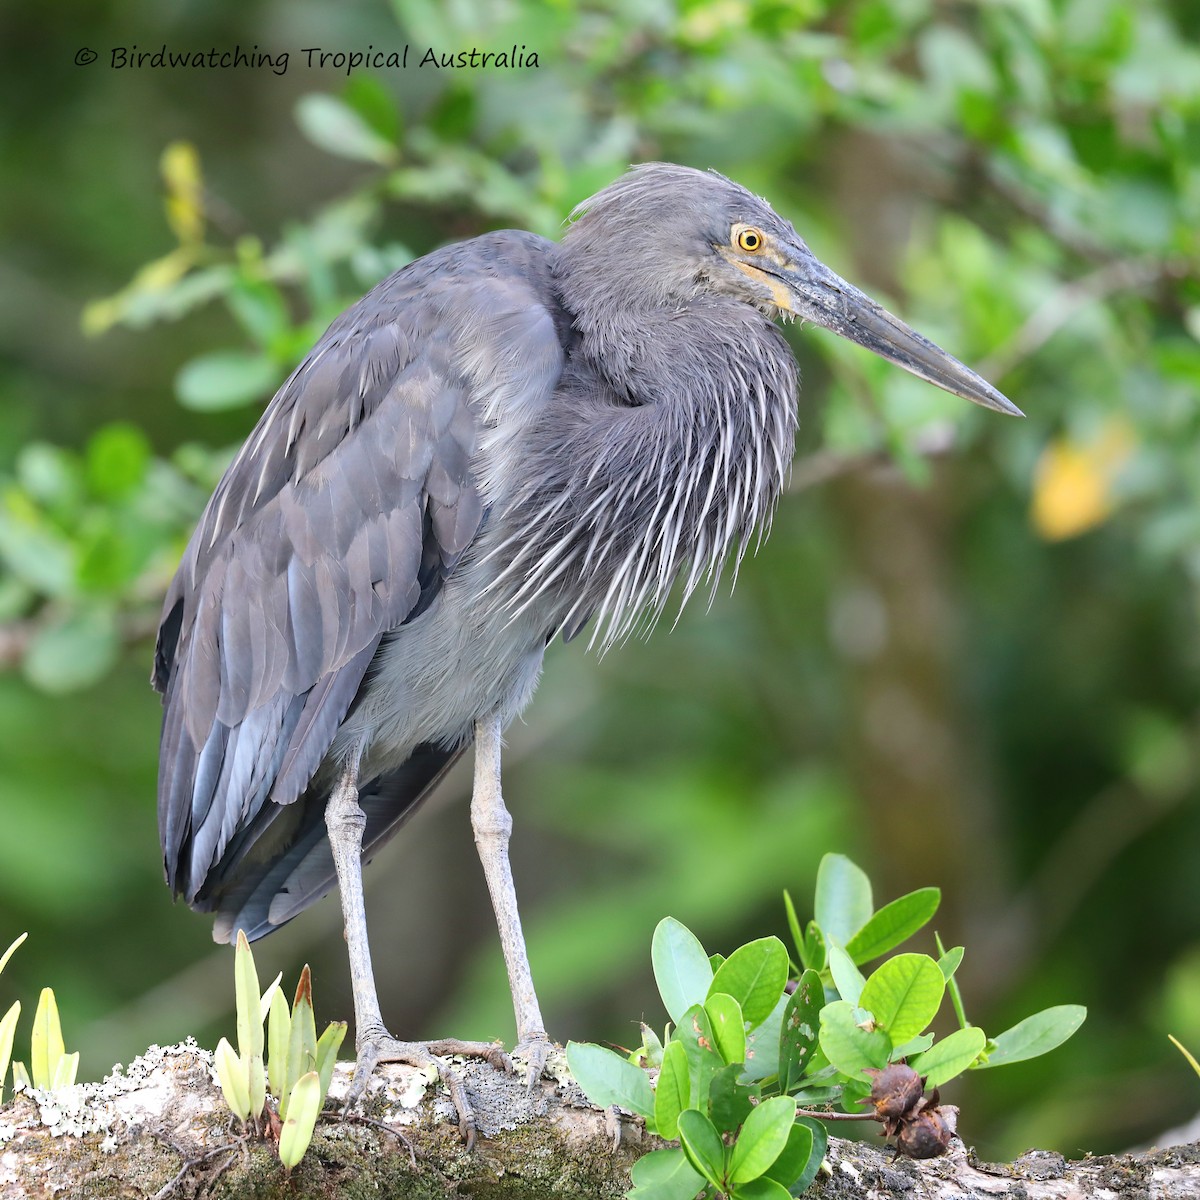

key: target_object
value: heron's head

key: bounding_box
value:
[564,162,1019,416]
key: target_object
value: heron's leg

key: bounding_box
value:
[326,746,509,1148]
[471,711,552,1085]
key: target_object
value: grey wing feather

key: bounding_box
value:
[154,230,566,909]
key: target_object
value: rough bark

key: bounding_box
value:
[0,1042,1195,1199]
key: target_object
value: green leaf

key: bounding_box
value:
[859,954,945,1046]
[0,1000,19,1105]
[278,1070,322,1169]
[51,1051,78,1092]
[729,1095,797,1183]
[763,1120,814,1188]
[937,946,964,982]
[802,921,826,973]
[709,1062,757,1132]
[214,1036,251,1120]
[267,988,291,1097]
[294,93,397,164]
[976,1006,1087,1069]
[743,989,788,1081]
[653,918,713,1024]
[779,970,823,1093]
[0,933,27,978]
[706,992,747,1065]
[826,942,865,1005]
[791,1118,828,1193]
[783,889,806,967]
[314,1021,347,1103]
[890,1032,934,1058]
[233,931,263,1060]
[677,1108,726,1188]
[674,1004,726,1104]
[814,854,873,945]
[818,1000,891,1077]
[654,1039,690,1140]
[246,1050,266,1120]
[565,1041,654,1119]
[175,349,280,411]
[846,888,941,964]
[910,1026,987,1087]
[731,1178,793,1200]
[284,966,319,1118]
[30,988,64,1091]
[24,608,119,693]
[709,937,790,1028]
[629,1148,707,1200]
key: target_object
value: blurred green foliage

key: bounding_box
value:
[1,0,1199,1162]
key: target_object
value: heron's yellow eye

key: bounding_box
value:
[735,227,764,253]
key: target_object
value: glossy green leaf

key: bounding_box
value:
[827,942,865,1005]
[818,1000,891,1077]
[30,988,64,1091]
[814,854,873,944]
[565,1041,654,1119]
[709,1062,757,1132]
[910,1026,987,1086]
[214,1036,251,1120]
[729,1095,797,1183]
[267,988,290,1097]
[284,965,318,1117]
[654,1039,690,1140]
[674,1003,726,1103]
[175,349,280,411]
[743,989,788,1082]
[234,931,263,1060]
[246,1050,266,1120]
[628,1148,707,1200]
[763,1120,814,1189]
[937,945,964,982]
[976,1006,1087,1069]
[783,889,806,967]
[890,1032,934,1058]
[859,954,945,1045]
[779,970,822,1093]
[791,1118,828,1193]
[0,934,26,979]
[0,1000,19,1105]
[653,918,713,1024]
[706,992,747,1065]
[731,1178,792,1200]
[314,1021,347,1102]
[677,1108,726,1188]
[709,937,790,1028]
[278,1071,322,1169]
[846,888,940,964]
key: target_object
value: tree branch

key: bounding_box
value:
[0,1042,1195,1199]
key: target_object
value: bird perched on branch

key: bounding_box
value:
[153,162,1018,1140]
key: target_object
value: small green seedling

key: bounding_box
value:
[568,853,1086,1199]
[213,930,346,1169]
[0,933,27,1104]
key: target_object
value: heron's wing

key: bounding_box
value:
[154,232,566,905]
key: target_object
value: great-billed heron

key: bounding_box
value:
[154,162,1018,1140]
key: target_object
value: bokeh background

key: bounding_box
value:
[2,0,1199,1163]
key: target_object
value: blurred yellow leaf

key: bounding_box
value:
[161,141,205,246]
[1031,421,1134,541]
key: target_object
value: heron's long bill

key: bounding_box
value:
[783,256,1022,417]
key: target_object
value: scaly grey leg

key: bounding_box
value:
[471,712,552,1086]
[326,745,509,1147]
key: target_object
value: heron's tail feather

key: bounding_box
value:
[207,742,463,943]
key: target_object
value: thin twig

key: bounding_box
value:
[151,1138,243,1200]
[324,1110,418,1167]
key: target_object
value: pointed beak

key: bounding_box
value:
[779,251,1022,417]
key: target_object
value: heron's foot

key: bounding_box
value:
[512,1030,555,1094]
[345,1033,512,1149]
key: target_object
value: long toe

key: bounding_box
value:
[513,1032,555,1095]
[347,1033,512,1149]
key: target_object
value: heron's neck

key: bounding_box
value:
[483,301,799,650]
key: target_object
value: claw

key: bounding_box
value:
[346,1033,510,1149]
[513,1032,554,1095]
